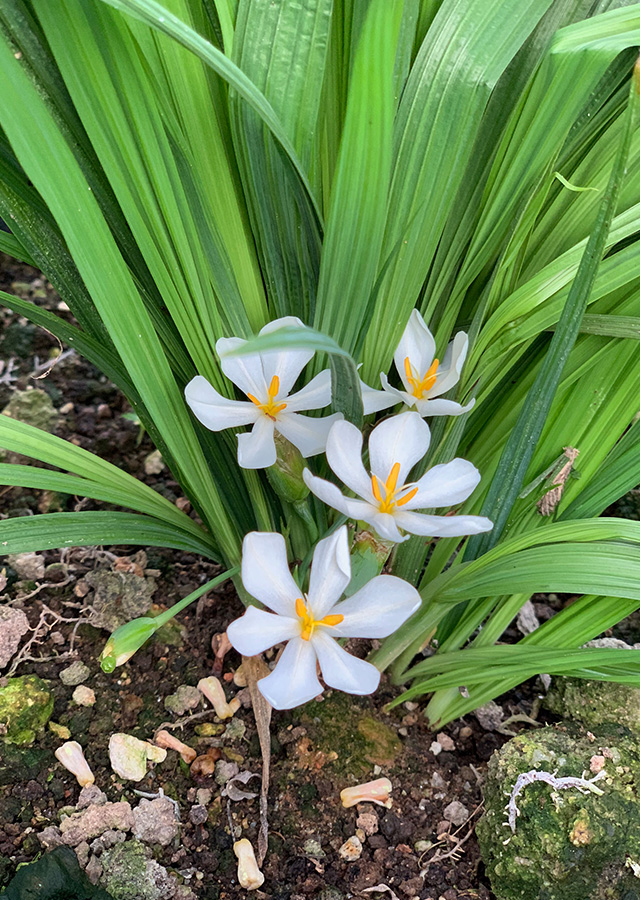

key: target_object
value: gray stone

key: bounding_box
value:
[77,784,107,809]
[443,800,469,826]
[473,700,504,731]
[60,801,133,846]
[163,684,201,716]
[2,389,58,432]
[477,725,640,900]
[6,552,46,581]
[188,805,207,826]
[38,825,63,849]
[75,841,90,868]
[100,841,177,900]
[85,569,156,633]
[60,661,90,686]
[132,797,179,847]
[545,677,640,732]
[85,854,103,885]
[0,606,29,669]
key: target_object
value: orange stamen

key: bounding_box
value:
[296,597,344,641]
[404,356,439,399]
[371,475,382,502]
[396,486,419,507]
[372,462,419,514]
[246,375,287,420]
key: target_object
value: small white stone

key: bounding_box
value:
[108,733,166,781]
[338,835,363,862]
[429,741,442,756]
[72,685,96,707]
[443,800,469,826]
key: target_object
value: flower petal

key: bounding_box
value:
[307,526,351,618]
[286,369,332,412]
[393,510,493,537]
[276,412,341,458]
[216,336,267,398]
[325,419,373,499]
[237,416,276,468]
[303,470,375,521]
[328,574,421,638]
[403,458,482,509]
[185,376,258,431]
[361,379,398,415]
[259,317,314,395]
[394,309,436,392]
[379,374,413,409]
[241,531,300,615]
[367,511,408,543]
[415,397,475,417]
[312,631,380,695]
[368,411,430,486]
[430,332,468,397]
[258,637,323,709]
[227,606,300,656]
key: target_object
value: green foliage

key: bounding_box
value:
[2,0,640,723]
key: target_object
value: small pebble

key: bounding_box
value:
[133,797,180,846]
[429,741,442,756]
[49,722,71,740]
[77,784,107,809]
[356,812,379,836]
[303,838,325,858]
[431,771,447,790]
[459,725,473,739]
[72,685,96,707]
[60,661,90,686]
[195,788,212,806]
[189,805,208,825]
[75,841,90,868]
[85,854,103,885]
[60,402,74,414]
[338,835,363,862]
[144,449,166,475]
[590,754,606,773]
[443,800,469,826]
[436,732,455,752]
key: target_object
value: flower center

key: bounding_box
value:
[404,356,439,399]
[295,597,343,642]
[371,461,419,514]
[247,374,288,420]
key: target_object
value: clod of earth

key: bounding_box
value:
[0,674,53,745]
[478,725,640,900]
[546,659,640,733]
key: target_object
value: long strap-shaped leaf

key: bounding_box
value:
[0,511,217,558]
[466,56,640,559]
[97,0,321,224]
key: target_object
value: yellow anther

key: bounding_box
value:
[246,374,287,420]
[372,462,419,514]
[404,356,439,399]
[295,597,344,641]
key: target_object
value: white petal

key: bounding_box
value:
[361,379,398,415]
[415,396,475,417]
[216,336,267,398]
[258,638,322,709]
[185,376,258,431]
[312,631,380,695]
[379,374,414,409]
[325,419,373,499]
[237,416,276,468]
[430,332,468,396]
[303,470,375,521]
[276,412,341,458]
[404,458,482,509]
[259,317,314,396]
[393,510,493,537]
[241,531,300,615]
[367,511,408,543]
[328,574,421,638]
[286,369,332,412]
[394,309,436,392]
[227,606,299,656]
[307,526,351,618]
[368,411,430,487]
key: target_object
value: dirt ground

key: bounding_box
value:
[0,255,594,899]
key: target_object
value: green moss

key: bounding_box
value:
[546,679,640,732]
[477,725,640,900]
[0,675,54,746]
[301,692,400,776]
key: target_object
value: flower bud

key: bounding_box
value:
[233,838,264,890]
[340,777,393,809]
[344,530,394,597]
[99,617,158,672]
[266,433,309,504]
[197,676,241,719]
[55,741,95,787]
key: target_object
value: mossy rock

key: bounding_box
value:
[546,678,640,733]
[1,388,58,432]
[477,724,640,900]
[302,692,400,776]
[100,841,177,900]
[0,674,54,746]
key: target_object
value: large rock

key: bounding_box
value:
[0,607,29,669]
[0,674,53,745]
[546,678,640,732]
[85,570,155,632]
[478,724,640,900]
[100,841,179,900]
[2,388,58,432]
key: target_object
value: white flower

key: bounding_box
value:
[303,412,492,543]
[377,309,474,417]
[185,316,340,468]
[226,526,420,710]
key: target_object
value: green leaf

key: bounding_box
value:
[0,229,36,265]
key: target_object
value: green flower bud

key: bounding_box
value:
[266,433,309,504]
[99,617,158,673]
[345,529,394,597]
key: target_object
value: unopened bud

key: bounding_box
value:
[99,617,158,672]
[266,433,309,503]
[233,838,264,890]
[340,777,393,809]
[344,531,394,597]
[154,729,197,764]
[55,741,95,787]
[197,676,241,719]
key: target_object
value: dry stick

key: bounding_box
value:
[244,655,272,865]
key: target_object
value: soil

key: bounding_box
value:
[1,254,634,900]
